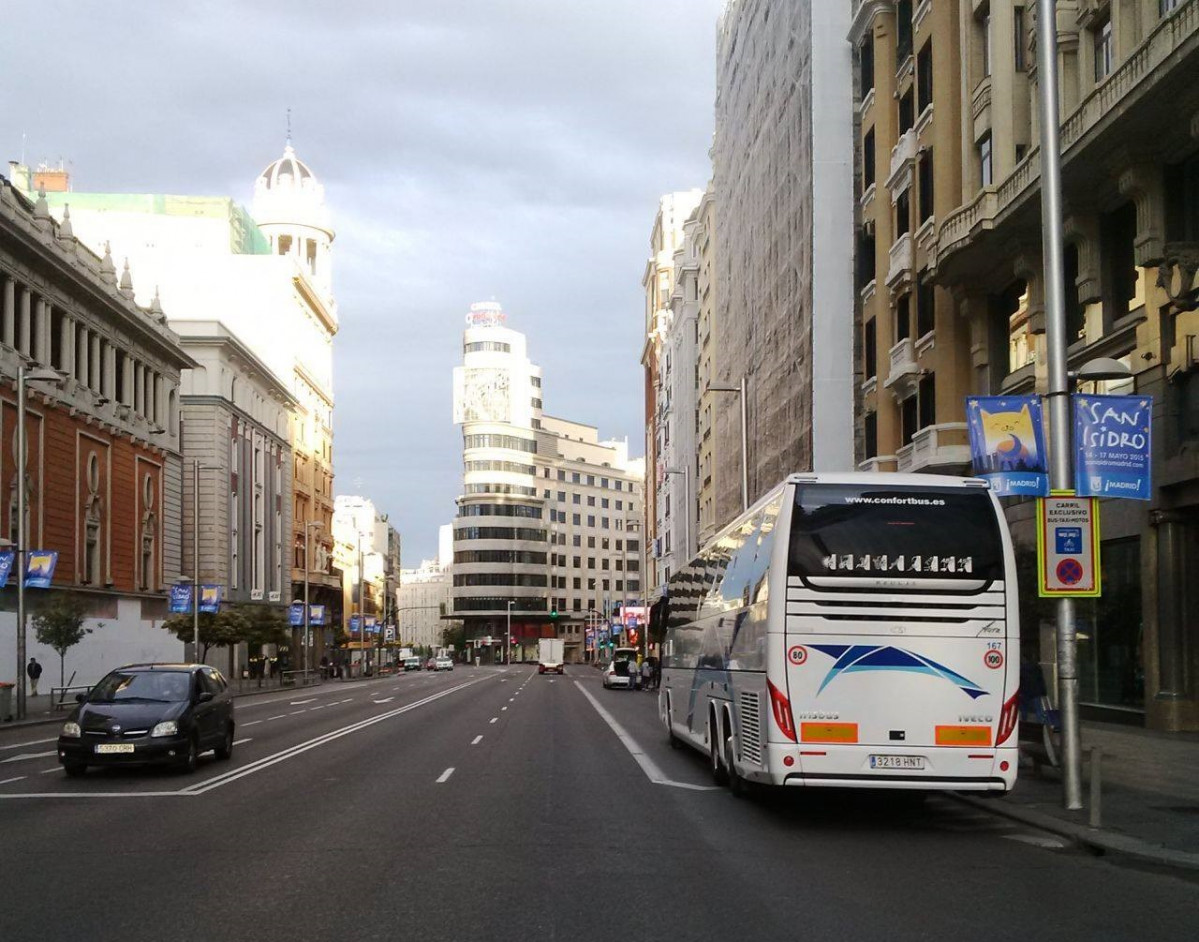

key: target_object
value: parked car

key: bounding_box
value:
[57,664,235,776]
[602,658,637,690]
[426,658,437,670]
[434,656,454,671]
[403,657,423,672]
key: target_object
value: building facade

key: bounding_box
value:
[0,174,192,687]
[398,558,453,654]
[694,186,721,547]
[851,0,973,475]
[333,494,390,671]
[713,0,855,528]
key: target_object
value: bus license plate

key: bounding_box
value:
[95,743,135,755]
[870,754,924,770]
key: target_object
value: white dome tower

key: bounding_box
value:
[252,141,335,299]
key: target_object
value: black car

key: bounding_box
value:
[57,664,236,776]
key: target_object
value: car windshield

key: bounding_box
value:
[89,671,190,703]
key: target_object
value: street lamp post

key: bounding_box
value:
[15,363,64,720]
[190,460,219,665]
[303,520,324,679]
[505,600,514,666]
[709,378,748,512]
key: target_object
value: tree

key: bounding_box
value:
[32,593,95,688]
[162,607,252,662]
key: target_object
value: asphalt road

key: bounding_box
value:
[0,664,1195,942]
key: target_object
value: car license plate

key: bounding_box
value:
[95,743,135,755]
[869,754,925,770]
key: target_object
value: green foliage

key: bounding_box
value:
[162,604,288,661]
[32,593,95,687]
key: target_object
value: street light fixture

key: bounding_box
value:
[709,378,748,512]
[15,363,64,720]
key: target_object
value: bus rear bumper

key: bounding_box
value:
[765,743,1018,792]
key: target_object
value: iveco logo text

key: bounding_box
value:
[795,711,840,720]
[958,715,993,724]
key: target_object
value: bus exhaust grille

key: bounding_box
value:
[739,691,763,765]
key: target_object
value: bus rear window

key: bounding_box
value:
[787,485,1004,583]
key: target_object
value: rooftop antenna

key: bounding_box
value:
[20,131,26,165]
[286,107,292,147]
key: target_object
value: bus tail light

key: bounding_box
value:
[767,680,797,742]
[995,690,1020,745]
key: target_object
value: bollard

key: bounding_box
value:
[1088,747,1102,829]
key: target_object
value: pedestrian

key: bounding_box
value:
[641,657,652,691]
[628,656,639,691]
[27,657,43,696]
[652,656,662,690]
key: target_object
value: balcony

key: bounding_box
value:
[886,129,917,195]
[858,455,898,473]
[886,232,914,293]
[896,423,971,473]
[883,337,919,400]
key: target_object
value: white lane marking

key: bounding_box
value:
[0,737,57,752]
[268,715,287,721]
[509,698,515,702]
[372,697,394,704]
[550,680,556,684]
[573,681,719,792]
[490,718,498,724]
[501,706,508,711]
[471,735,483,745]
[341,698,354,703]
[289,699,316,705]
[309,705,325,711]
[180,678,489,796]
[0,776,27,785]
[241,720,262,728]
[1004,834,1066,849]
[436,767,455,783]
[1,751,57,764]
[39,767,61,774]
[289,710,307,715]
[233,738,253,746]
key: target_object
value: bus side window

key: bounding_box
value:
[719,512,764,610]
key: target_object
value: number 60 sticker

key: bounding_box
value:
[788,645,808,666]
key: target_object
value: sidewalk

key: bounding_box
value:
[957,721,1199,873]
[0,671,383,732]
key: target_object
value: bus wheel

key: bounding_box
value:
[709,715,728,786]
[725,730,749,798]
[664,696,683,750]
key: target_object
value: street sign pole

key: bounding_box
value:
[1037,0,1083,810]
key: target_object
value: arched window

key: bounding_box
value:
[140,473,156,591]
[84,453,102,585]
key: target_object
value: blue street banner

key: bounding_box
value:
[365,615,378,635]
[0,550,15,588]
[199,585,222,614]
[169,583,193,614]
[289,601,305,627]
[309,604,326,626]
[25,550,58,588]
[1075,394,1153,500]
[349,614,362,635]
[965,395,1050,497]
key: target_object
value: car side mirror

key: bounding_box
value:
[197,691,215,704]
[75,693,86,703]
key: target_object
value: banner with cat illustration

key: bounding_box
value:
[965,395,1049,497]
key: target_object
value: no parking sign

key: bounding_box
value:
[1036,494,1101,597]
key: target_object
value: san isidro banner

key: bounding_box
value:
[1075,394,1152,500]
[965,395,1050,496]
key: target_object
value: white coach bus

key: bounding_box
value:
[658,473,1020,795]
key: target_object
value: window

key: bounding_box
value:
[979,5,992,78]
[572,493,580,504]
[979,133,993,187]
[1165,153,1199,242]
[896,190,911,237]
[895,293,911,342]
[859,37,874,96]
[857,229,876,290]
[277,234,292,255]
[1014,6,1027,71]
[863,128,875,189]
[918,149,934,223]
[898,89,914,134]
[864,318,877,379]
[82,452,102,585]
[1064,242,1085,344]
[1094,16,1113,83]
[572,513,580,526]
[896,0,913,63]
[1101,202,1138,321]
[901,394,918,446]
[557,491,566,502]
[916,41,933,112]
[918,373,936,430]
[587,536,596,548]
[1161,0,1181,14]
[587,496,595,507]
[864,412,878,459]
[917,274,935,337]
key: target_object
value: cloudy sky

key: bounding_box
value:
[3,0,724,563]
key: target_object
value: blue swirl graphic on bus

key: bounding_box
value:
[809,645,988,699]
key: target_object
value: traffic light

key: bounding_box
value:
[550,607,559,620]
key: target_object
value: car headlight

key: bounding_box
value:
[150,720,179,738]
[61,721,81,738]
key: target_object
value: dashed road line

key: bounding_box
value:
[490,717,498,724]
[233,738,253,746]
[436,767,455,783]
[39,767,61,775]
[1,751,56,764]
[289,699,316,705]
[268,715,288,721]
[0,738,56,752]
[372,697,394,704]
[289,710,306,716]
[0,776,27,785]
[241,720,262,728]
[471,735,483,745]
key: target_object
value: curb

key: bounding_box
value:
[952,793,1199,874]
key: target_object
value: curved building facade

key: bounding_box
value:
[451,303,548,636]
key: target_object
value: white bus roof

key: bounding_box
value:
[784,472,989,489]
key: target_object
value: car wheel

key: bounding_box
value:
[709,716,728,786]
[214,723,234,761]
[62,762,87,778]
[177,735,199,774]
